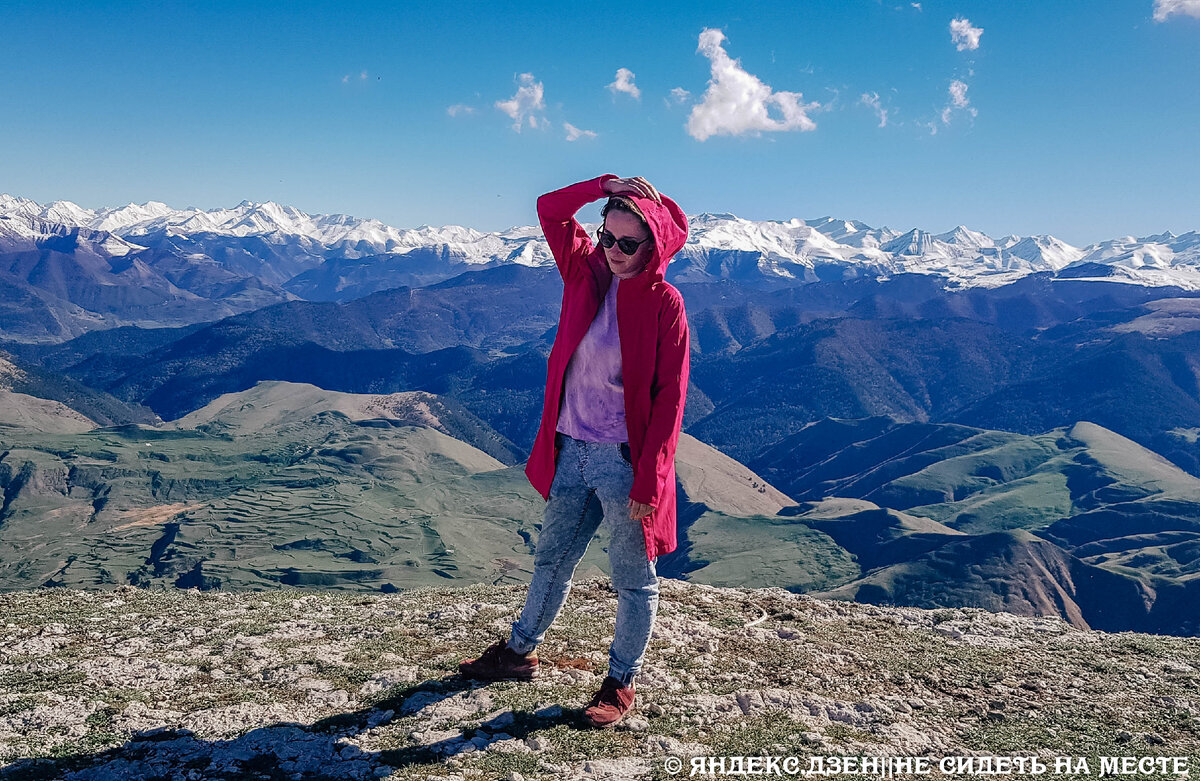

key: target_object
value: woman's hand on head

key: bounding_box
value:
[603,176,661,204]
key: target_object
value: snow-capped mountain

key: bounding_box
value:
[1000,235,1084,269]
[0,204,147,258]
[2,193,1198,291]
[0,195,553,267]
[1077,232,1200,274]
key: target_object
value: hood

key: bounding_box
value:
[623,191,689,281]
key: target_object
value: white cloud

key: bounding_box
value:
[1154,0,1200,20]
[447,104,474,117]
[821,86,842,112]
[564,122,597,141]
[607,68,641,100]
[495,73,546,133]
[686,28,819,142]
[360,71,368,80]
[666,87,692,108]
[911,2,922,9]
[860,92,889,128]
[941,80,977,125]
[950,17,983,51]
[948,80,970,108]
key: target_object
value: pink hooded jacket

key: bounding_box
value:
[524,174,690,561]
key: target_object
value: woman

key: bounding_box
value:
[460,173,690,728]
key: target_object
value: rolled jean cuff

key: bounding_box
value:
[607,663,637,687]
[507,623,538,656]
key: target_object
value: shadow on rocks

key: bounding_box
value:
[0,673,591,781]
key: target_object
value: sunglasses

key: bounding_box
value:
[596,227,653,256]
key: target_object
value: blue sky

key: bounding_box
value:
[3,0,1198,245]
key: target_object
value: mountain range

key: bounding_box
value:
[1,379,1196,635]
[3,193,1200,344]
[2,192,1200,637]
[5,193,1198,288]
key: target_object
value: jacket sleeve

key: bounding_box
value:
[630,294,690,507]
[536,175,618,282]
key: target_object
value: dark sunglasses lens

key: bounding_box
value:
[598,228,645,255]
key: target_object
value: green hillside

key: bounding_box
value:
[0,382,570,592]
[4,381,1199,634]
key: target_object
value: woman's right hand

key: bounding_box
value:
[603,176,662,204]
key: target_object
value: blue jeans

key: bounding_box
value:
[509,432,660,685]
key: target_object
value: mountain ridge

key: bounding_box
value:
[4,193,1199,293]
[3,381,1198,636]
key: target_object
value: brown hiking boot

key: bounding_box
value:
[583,676,635,728]
[458,639,539,681]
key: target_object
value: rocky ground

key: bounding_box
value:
[0,580,1197,781]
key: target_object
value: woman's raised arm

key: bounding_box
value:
[536,175,617,282]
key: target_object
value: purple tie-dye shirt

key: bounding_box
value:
[555,276,627,443]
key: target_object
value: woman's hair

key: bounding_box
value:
[601,196,649,231]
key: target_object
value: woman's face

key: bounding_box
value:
[602,210,654,280]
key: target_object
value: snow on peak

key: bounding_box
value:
[934,225,994,249]
[1005,235,1084,270]
[805,216,873,239]
[881,229,939,257]
[89,201,177,233]
[694,212,740,221]
[0,194,43,220]
[40,200,95,225]
[1,192,1198,289]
